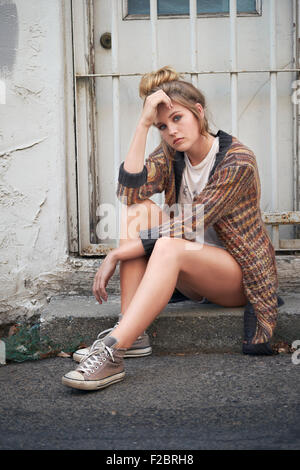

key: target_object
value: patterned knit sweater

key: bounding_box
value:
[117,130,278,345]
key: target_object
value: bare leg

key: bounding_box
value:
[112,237,247,348]
[119,199,170,314]
[119,247,148,314]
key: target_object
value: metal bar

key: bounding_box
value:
[292,0,299,240]
[262,209,300,251]
[270,71,278,210]
[72,0,97,254]
[65,0,79,253]
[150,0,158,69]
[76,69,300,78]
[270,0,278,212]
[149,1,164,208]
[112,0,119,74]
[256,0,262,15]
[279,239,300,249]
[293,0,297,216]
[112,0,120,245]
[189,0,198,87]
[295,0,300,238]
[262,211,300,224]
[272,225,280,249]
[87,0,99,245]
[295,0,300,241]
[230,0,238,136]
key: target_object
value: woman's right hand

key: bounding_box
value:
[123,90,172,174]
[139,89,173,128]
[92,251,118,304]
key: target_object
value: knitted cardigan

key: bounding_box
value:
[116,130,278,345]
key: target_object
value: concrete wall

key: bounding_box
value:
[0,0,70,325]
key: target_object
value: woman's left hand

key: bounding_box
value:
[93,251,118,304]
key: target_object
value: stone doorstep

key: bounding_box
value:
[40,294,300,354]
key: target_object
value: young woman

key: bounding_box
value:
[62,66,280,391]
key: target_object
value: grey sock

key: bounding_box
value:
[118,313,146,335]
[102,335,118,348]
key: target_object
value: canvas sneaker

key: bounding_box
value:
[62,336,125,391]
[72,315,152,362]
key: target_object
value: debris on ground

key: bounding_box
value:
[1,323,86,363]
[272,341,294,354]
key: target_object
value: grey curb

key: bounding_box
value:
[40,294,300,354]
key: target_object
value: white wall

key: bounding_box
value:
[0,0,69,325]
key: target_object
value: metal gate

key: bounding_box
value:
[71,0,300,255]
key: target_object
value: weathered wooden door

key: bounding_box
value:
[72,0,299,255]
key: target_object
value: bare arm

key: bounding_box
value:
[123,123,150,173]
[123,90,173,173]
[112,239,145,262]
[93,91,173,304]
[93,240,146,304]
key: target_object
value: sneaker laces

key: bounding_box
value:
[95,320,144,342]
[77,341,115,376]
[78,322,119,361]
[79,318,145,361]
[96,322,119,341]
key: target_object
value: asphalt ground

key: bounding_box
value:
[0,351,299,453]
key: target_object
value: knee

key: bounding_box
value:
[152,237,180,258]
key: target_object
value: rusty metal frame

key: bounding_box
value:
[263,212,300,250]
[294,0,300,239]
[76,68,300,79]
[62,0,79,254]
[72,0,100,255]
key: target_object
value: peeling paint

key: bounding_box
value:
[32,226,41,249]
[0,137,47,157]
[0,1,68,327]
[81,245,113,256]
[0,184,25,205]
[13,84,44,102]
[32,196,47,223]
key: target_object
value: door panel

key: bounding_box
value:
[74,0,298,253]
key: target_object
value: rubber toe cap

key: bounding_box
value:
[63,370,85,381]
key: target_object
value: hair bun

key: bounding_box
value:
[139,66,180,99]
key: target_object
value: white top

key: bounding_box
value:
[178,137,224,249]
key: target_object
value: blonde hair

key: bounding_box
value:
[139,66,211,159]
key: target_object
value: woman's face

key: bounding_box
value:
[154,101,203,152]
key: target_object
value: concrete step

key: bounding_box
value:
[40,294,300,354]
